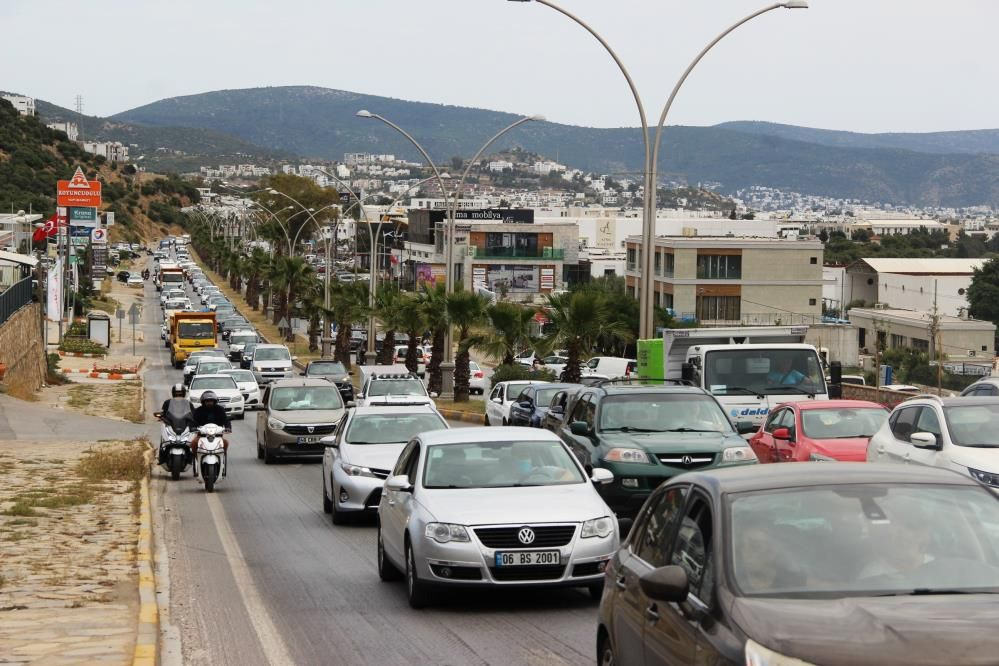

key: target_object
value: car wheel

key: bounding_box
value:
[256,442,263,460]
[263,445,274,465]
[377,526,402,582]
[597,632,615,666]
[405,541,432,608]
[588,582,604,601]
[322,472,333,514]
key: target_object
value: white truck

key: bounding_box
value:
[638,326,830,433]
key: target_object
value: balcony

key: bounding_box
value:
[469,247,564,260]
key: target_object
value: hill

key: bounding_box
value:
[716,121,999,156]
[0,98,199,243]
[111,85,999,208]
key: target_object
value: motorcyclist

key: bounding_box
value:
[161,383,190,414]
[191,391,231,478]
[159,384,194,465]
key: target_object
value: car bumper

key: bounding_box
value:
[412,528,615,587]
[596,460,756,517]
[223,403,244,416]
[332,466,385,512]
[253,370,294,384]
[262,429,329,457]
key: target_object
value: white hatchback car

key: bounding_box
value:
[867,395,999,489]
[187,374,245,419]
[377,427,618,608]
[486,380,548,426]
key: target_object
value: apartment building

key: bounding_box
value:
[849,307,994,361]
[82,141,129,162]
[624,236,824,325]
[1,94,35,116]
[845,258,985,317]
[46,121,79,141]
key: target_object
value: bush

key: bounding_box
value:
[58,338,107,355]
[489,363,556,388]
[46,353,69,385]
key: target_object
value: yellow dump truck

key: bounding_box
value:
[170,311,217,368]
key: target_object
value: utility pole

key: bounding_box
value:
[932,279,943,396]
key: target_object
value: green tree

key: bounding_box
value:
[419,284,449,395]
[330,281,370,369]
[373,284,407,364]
[475,302,538,365]
[396,295,426,374]
[968,257,999,326]
[541,291,632,383]
[447,290,490,402]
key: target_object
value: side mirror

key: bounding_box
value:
[346,401,357,409]
[569,421,591,436]
[910,432,940,449]
[551,405,564,415]
[735,420,757,435]
[591,468,614,485]
[639,565,689,603]
[492,397,503,404]
[385,475,412,492]
[518,401,532,409]
[772,427,792,441]
[299,371,306,376]
[321,436,339,448]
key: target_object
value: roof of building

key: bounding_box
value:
[0,250,38,267]
[625,235,823,249]
[849,307,996,331]
[849,258,986,275]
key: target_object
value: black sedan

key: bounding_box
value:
[508,382,580,428]
[598,463,999,666]
[301,359,354,402]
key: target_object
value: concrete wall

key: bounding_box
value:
[806,324,859,367]
[0,304,46,393]
[877,274,971,316]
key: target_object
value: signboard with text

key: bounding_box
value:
[90,228,108,245]
[57,167,102,208]
[69,207,96,222]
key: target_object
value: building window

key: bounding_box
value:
[663,253,674,278]
[627,247,637,271]
[696,254,742,279]
[696,296,740,321]
[890,334,906,348]
[810,257,818,264]
[912,338,929,351]
[661,292,674,311]
[808,298,817,306]
[654,251,662,276]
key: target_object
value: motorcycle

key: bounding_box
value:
[195,423,228,492]
[155,401,195,480]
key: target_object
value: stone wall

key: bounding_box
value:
[0,304,46,393]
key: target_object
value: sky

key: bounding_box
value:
[2,0,997,134]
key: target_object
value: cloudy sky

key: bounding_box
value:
[2,0,996,133]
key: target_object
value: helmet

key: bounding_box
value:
[171,383,186,398]
[201,391,218,405]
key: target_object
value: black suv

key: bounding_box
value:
[552,382,757,517]
[302,360,354,402]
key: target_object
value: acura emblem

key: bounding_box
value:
[681,455,693,465]
[517,527,536,545]
[307,426,315,434]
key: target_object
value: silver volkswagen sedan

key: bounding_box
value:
[322,405,449,523]
[376,426,619,608]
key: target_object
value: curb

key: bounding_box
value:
[58,350,106,358]
[438,408,488,425]
[134,453,159,666]
[64,369,140,379]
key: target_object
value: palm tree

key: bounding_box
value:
[396,294,426,375]
[541,291,633,383]
[374,284,407,364]
[244,247,270,311]
[330,281,370,369]
[419,283,449,395]
[269,256,315,340]
[447,290,490,402]
[298,276,324,353]
[475,301,538,366]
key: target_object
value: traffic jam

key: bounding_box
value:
[153,236,999,665]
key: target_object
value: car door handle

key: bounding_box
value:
[615,575,627,590]
[645,604,660,622]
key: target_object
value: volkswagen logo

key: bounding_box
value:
[681,455,693,466]
[307,426,315,434]
[517,527,536,545]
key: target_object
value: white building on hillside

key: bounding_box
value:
[46,122,79,141]
[1,94,35,116]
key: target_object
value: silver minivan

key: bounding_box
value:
[250,344,296,385]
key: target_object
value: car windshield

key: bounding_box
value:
[423,440,585,489]
[504,382,531,399]
[186,352,222,366]
[178,322,214,340]
[705,349,827,397]
[190,377,237,390]
[346,413,446,445]
[944,404,999,447]
[801,407,888,439]
[229,334,256,345]
[599,393,734,433]
[224,370,255,383]
[533,387,562,406]
[729,483,999,598]
[254,348,291,362]
[368,380,427,397]
[270,386,343,411]
[307,362,346,375]
[197,362,230,374]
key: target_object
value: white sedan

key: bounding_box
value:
[486,380,548,426]
[468,361,488,395]
[222,369,262,410]
[127,275,145,288]
[187,374,244,419]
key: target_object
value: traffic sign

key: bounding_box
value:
[128,303,141,316]
[116,308,126,320]
[57,167,102,208]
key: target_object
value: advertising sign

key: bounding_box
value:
[57,167,102,208]
[69,207,97,222]
[46,260,62,323]
[103,211,115,226]
[595,218,616,249]
[90,228,108,244]
[540,267,555,290]
[488,265,539,294]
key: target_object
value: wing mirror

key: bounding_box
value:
[321,436,339,448]
[550,405,564,415]
[639,565,689,603]
[346,400,357,408]
[910,432,940,449]
[772,427,793,441]
[590,468,614,485]
[518,401,532,409]
[735,420,757,435]
[569,421,591,436]
[492,397,503,404]
[385,475,412,492]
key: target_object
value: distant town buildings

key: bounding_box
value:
[83,141,129,162]
[45,121,79,141]
[1,94,35,116]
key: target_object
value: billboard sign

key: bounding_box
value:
[69,207,97,222]
[57,167,102,208]
[90,228,108,245]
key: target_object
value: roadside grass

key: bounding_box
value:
[77,440,148,484]
[435,399,486,415]
[65,381,144,422]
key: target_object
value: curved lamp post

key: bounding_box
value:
[507,0,807,339]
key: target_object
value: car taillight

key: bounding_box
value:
[474,371,484,378]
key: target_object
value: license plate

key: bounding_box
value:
[297,436,321,444]
[495,550,560,567]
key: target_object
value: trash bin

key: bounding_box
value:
[87,311,111,348]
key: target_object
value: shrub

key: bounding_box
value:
[489,363,556,388]
[58,338,107,355]
[46,353,69,385]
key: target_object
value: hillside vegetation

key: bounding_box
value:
[0,99,199,243]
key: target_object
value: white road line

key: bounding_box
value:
[205,492,296,666]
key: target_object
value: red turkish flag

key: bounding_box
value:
[32,213,60,242]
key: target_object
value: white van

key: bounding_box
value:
[582,356,637,380]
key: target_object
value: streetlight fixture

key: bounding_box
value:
[354,110,543,398]
[507,0,807,340]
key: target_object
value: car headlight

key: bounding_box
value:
[745,639,815,666]
[424,523,470,544]
[721,446,758,463]
[267,417,286,430]
[603,448,651,464]
[969,467,999,488]
[581,516,614,539]
[809,452,836,462]
[340,462,376,478]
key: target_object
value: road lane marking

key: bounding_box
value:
[205,492,296,666]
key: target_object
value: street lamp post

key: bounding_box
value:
[355,110,542,399]
[507,0,807,339]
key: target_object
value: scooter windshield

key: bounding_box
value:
[164,400,194,434]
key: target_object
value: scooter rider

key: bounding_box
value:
[191,391,231,478]
[161,383,189,414]
[159,384,194,465]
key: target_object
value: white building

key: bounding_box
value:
[46,121,79,141]
[1,94,35,116]
[487,160,513,172]
[845,258,985,317]
[82,141,129,162]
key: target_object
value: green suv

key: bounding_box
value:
[552,383,757,517]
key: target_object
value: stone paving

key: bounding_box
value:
[0,440,142,664]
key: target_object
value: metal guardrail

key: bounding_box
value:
[0,276,33,327]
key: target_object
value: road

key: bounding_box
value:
[141,268,599,666]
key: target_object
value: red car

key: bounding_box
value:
[749,399,888,463]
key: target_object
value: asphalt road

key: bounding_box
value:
[142,265,599,666]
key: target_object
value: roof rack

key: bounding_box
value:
[371,372,419,380]
[593,377,695,388]
[905,393,945,403]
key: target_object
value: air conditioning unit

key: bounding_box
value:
[873,303,888,310]
[681,227,697,237]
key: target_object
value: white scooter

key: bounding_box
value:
[195,423,228,493]
[155,401,195,480]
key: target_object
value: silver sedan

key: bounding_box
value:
[377,427,619,608]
